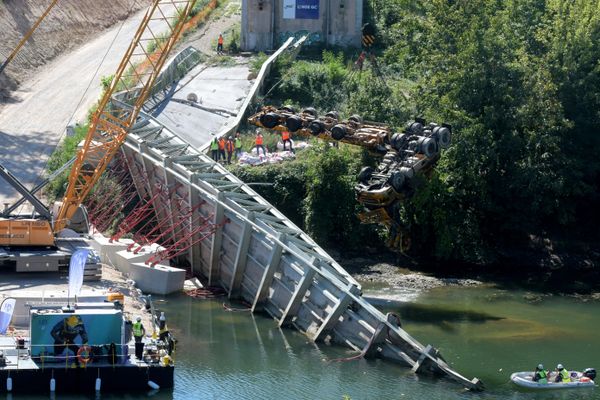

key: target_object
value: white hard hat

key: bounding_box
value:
[557,364,564,370]
[136,316,142,322]
[160,312,166,321]
[538,364,543,370]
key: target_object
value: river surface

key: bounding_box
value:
[18,281,600,399]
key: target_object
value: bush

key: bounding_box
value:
[226,27,240,54]
[230,142,381,251]
[46,124,89,201]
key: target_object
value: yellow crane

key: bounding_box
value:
[0,0,198,247]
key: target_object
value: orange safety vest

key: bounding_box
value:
[218,36,224,45]
[256,135,263,145]
[282,131,290,140]
[226,140,234,152]
[218,138,225,150]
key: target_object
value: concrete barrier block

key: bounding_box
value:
[129,263,186,295]
[88,233,135,266]
[114,243,169,274]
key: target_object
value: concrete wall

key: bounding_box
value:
[241,0,363,51]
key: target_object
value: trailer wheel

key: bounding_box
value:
[348,114,363,124]
[390,171,405,192]
[390,133,407,151]
[331,124,347,140]
[325,111,340,120]
[418,137,438,158]
[309,120,325,136]
[285,115,303,132]
[281,105,296,113]
[302,107,318,118]
[260,112,280,129]
[407,121,423,134]
[436,126,451,148]
[358,166,374,183]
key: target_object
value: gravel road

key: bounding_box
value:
[0,5,173,205]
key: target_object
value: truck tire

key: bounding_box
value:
[407,121,423,134]
[309,120,325,136]
[325,111,340,120]
[435,126,451,148]
[390,171,405,192]
[418,137,438,158]
[331,124,347,140]
[358,166,374,183]
[260,112,280,129]
[302,107,318,118]
[348,114,363,124]
[285,115,303,132]
[391,133,407,151]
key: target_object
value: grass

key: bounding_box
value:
[207,54,237,66]
[45,123,89,201]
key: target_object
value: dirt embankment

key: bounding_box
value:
[0,0,150,98]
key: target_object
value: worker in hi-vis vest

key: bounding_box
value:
[133,316,146,359]
[217,33,224,54]
[254,129,266,156]
[226,136,235,164]
[218,136,226,161]
[234,132,242,159]
[282,130,292,151]
[210,138,219,161]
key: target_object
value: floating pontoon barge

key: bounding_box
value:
[0,304,172,394]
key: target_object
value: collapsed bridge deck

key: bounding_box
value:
[99,43,483,390]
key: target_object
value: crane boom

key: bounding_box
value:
[54,0,197,233]
[0,0,59,75]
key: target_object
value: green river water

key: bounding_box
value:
[19,281,600,399]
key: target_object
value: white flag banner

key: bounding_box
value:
[68,249,89,299]
[0,298,16,334]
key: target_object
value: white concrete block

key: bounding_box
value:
[88,233,135,266]
[129,263,186,295]
[114,243,169,274]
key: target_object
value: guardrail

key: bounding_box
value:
[199,36,308,151]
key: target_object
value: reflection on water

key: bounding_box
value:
[12,286,600,399]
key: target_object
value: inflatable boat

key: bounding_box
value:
[511,368,596,390]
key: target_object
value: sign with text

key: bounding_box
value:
[283,0,319,20]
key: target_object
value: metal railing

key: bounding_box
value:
[0,341,134,370]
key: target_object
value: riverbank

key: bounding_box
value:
[340,255,482,291]
[338,251,600,302]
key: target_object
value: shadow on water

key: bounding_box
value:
[365,297,504,332]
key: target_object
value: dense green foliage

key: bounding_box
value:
[249,0,599,265]
[373,0,600,262]
[230,142,382,251]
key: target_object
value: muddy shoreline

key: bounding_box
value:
[337,252,600,302]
